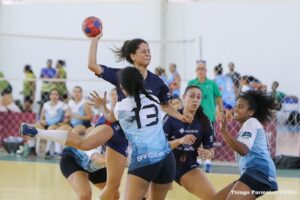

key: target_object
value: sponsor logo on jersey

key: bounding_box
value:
[179,128,185,134]
[185,129,198,133]
[240,131,252,139]
[167,92,172,98]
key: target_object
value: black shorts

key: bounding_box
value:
[60,152,107,184]
[96,118,128,157]
[128,152,176,184]
[24,96,34,104]
[71,121,91,128]
[175,162,200,185]
[238,173,277,198]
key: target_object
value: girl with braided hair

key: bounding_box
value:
[91,66,176,200]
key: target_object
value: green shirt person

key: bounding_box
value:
[271,81,286,110]
[0,71,12,95]
[55,60,68,99]
[0,71,9,91]
[23,65,36,100]
[187,60,223,122]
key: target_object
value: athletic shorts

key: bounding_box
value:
[96,116,128,157]
[238,172,278,198]
[175,162,200,185]
[60,152,107,184]
[128,152,176,184]
[71,120,91,128]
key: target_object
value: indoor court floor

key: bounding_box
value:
[0,158,299,200]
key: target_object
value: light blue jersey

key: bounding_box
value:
[168,72,180,97]
[68,99,86,126]
[114,94,171,171]
[214,75,236,109]
[43,101,67,126]
[64,146,105,173]
[236,118,278,190]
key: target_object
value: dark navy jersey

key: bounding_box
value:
[97,65,172,103]
[163,109,215,168]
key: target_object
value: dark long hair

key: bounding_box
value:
[238,90,276,124]
[113,39,148,64]
[24,65,34,74]
[117,67,160,123]
[184,85,211,132]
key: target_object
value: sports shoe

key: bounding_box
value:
[22,143,30,157]
[204,163,212,173]
[52,152,62,160]
[29,147,37,156]
[44,151,51,160]
[16,145,24,155]
[19,123,38,137]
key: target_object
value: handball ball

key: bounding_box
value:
[82,16,102,37]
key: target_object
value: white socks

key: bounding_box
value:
[36,129,68,146]
[205,159,211,165]
[28,138,36,148]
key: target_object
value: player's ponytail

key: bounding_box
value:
[117,67,144,123]
[118,67,161,124]
[140,87,161,105]
[133,86,142,128]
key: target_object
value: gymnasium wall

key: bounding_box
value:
[0,0,300,99]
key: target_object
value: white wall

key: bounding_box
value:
[167,1,300,97]
[0,0,299,100]
[0,2,163,98]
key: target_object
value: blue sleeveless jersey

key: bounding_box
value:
[68,99,86,126]
[43,101,67,125]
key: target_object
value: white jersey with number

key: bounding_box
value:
[236,118,277,189]
[114,94,170,171]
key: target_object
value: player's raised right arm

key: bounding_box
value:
[88,34,103,76]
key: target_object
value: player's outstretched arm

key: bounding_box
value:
[88,34,103,76]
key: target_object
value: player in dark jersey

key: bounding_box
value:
[20,33,191,200]
[163,85,216,200]
[84,33,191,199]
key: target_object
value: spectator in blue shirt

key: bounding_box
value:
[39,59,56,115]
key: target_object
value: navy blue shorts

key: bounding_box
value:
[238,172,278,198]
[71,120,91,128]
[175,162,200,185]
[96,116,128,157]
[60,151,107,184]
[128,152,176,184]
